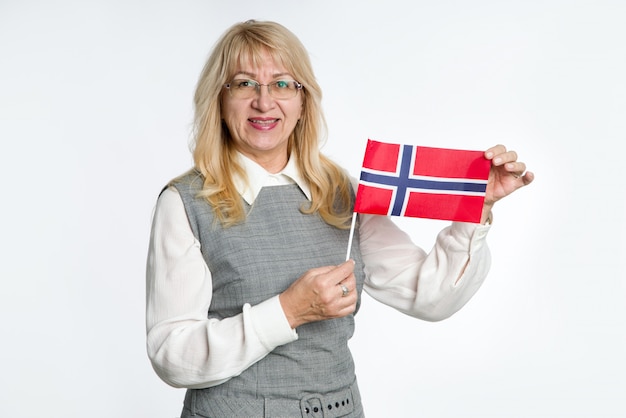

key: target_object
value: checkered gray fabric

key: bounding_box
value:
[173,174,365,417]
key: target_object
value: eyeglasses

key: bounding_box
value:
[224,79,303,100]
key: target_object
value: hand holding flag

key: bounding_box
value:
[345,140,533,260]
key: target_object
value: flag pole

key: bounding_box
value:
[345,212,357,261]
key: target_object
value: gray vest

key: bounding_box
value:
[173,172,366,417]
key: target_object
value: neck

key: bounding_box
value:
[242,151,289,174]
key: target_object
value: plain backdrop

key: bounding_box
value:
[1,1,625,417]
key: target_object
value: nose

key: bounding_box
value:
[251,85,275,111]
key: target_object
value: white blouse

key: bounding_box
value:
[146,154,492,389]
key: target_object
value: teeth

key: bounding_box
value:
[250,119,277,124]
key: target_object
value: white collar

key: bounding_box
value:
[233,153,312,205]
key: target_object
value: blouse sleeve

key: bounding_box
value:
[145,187,298,389]
[359,213,492,321]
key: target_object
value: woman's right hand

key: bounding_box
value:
[279,260,357,329]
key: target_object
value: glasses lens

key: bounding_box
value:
[270,80,299,99]
[227,79,301,99]
[228,79,257,99]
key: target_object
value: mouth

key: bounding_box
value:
[249,118,279,125]
[248,118,279,130]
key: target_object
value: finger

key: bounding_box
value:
[337,273,356,294]
[504,161,526,176]
[484,144,507,160]
[338,282,350,298]
[340,259,356,269]
[323,260,355,283]
[521,171,535,185]
[492,150,519,166]
[340,271,356,288]
[337,299,357,317]
[336,286,357,316]
[301,265,337,280]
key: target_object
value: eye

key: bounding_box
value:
[274,80,290,89]
[234,79,257,89]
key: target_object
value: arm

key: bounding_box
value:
[360,144,533,320]
[145,188,297,389]
[360,214,491,321]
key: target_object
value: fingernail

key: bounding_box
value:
[494,157,502,165]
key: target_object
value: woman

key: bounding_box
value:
[146,20,533,417]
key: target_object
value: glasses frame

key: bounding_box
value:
[224,79,304,100]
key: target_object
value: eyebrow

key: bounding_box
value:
[233,71,293,79]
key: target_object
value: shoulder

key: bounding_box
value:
[162,169,204,198]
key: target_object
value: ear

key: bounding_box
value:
[298,96,304,119]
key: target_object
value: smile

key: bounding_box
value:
[248,118,279,130]
[249,118,279,124]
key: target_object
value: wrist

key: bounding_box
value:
[279,292,302,329]
[480,205,494,225]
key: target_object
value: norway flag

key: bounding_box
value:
[354,139,491,223]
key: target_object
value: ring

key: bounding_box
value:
[340,284,349,297]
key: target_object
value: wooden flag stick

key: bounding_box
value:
[345,212,358,261]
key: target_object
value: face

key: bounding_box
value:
[221,51,303,173]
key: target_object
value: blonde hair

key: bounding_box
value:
[184,20,353,228]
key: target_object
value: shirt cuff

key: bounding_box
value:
[247,296,298,351]
[449,221,491,252]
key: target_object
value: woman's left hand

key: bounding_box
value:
[481,144,534,223]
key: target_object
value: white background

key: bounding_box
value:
[1,1,625,417]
